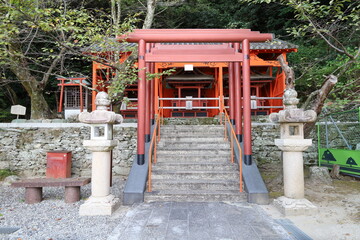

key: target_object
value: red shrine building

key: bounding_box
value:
[58,29,297,204]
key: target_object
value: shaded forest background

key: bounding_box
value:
[0,0,359,121]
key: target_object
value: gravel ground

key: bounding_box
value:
[0,177,130,240]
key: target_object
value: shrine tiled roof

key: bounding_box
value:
[249,39,297,50]
[82,39,137,52]
[160,39,297,50]
[84,38,297,52]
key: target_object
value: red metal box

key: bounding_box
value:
[46,151,72,178]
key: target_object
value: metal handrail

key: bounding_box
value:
[222,107,243,192]
[147,114,161,192]
[158,97,221,110]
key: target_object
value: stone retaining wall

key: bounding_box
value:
[252,123,318,166]
[0,123,137,177]
[0,122,318,177]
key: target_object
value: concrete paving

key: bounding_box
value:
[107,201,299,240]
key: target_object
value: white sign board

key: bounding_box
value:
[186,96,193,110]
[11,105,26,115]
[184,64,193,71]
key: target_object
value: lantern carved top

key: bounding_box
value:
[270,89,316,123]
[79,92,123,124]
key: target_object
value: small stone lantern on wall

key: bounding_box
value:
[270,88,318,215]
[78,92,123,216]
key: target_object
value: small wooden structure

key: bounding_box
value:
[57,77,91,119]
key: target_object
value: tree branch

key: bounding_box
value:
[301,89,319,110]
[277,54,295,89]
[41,40,69,86]
[304,75,338,137]
[301,9,354,59]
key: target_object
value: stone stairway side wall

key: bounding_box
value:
[0,122,319,177]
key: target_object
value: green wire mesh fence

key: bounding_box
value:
[317,107,360,177]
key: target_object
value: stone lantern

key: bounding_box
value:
[270,88,318,215]
[78,92,123,216]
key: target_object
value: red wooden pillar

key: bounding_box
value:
[234,43,242,142]
[228,62,234,124]
[219,67,224,115]
[145,43,151,143]
[150,62,155,125]
[242,39,252,165]
[154,65,159,117]
[58,78,65,112]
[79,78,83,112]
[92,62,97,111]
[137,39,146,165]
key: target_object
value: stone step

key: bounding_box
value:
[160,126,224,134]
[163,117,220,125]
[160,131,224,137]
[159,136,226,143]
[157,142,230,150]
[147,123,245,203]
[150,179,240,191]
[161,125,223,130]
[156,155,230,163]
[151,170,239,180]
[156,149,231,156]
[153,162,235,171]
[145,190,246,202]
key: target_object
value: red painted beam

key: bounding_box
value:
[151,49,235,55]
[120,30,274,43]
[155,43,230,50]
[133,29,252,33]
[145,53,243,62]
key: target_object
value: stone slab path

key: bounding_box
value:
[107,202,300,240]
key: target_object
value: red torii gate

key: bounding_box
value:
[119,29,273,166]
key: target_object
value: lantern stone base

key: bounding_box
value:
[274,196,318,216]
[79,194,120,216]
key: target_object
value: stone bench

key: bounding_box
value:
[11,177,91,204]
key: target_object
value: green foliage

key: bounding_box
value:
[0,0,113,118]
[153,0,295,37]
[290,43,359,110]
[242,0,359,110]
[0,0,358,116]
[0,0,146,117]
[0,169,17,181]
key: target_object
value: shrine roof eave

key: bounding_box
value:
[251,48,298,53]
[119,29,274,43]
[145,53,244,63]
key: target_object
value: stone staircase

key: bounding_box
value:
[145,124,246,202]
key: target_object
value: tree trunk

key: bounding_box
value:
[303,75,338,137]
[9,42,52,119]
[143,0,157,29]
[29,88,52,119]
